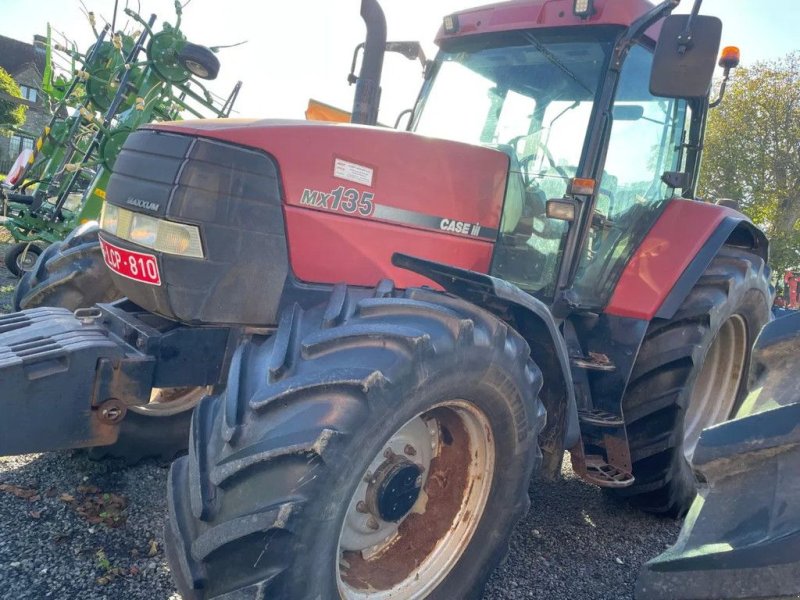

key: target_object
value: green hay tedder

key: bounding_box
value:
[0,0,240,276]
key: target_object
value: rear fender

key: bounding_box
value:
[393,252,579,478]
[607,199,769,321]
[654,217,769,320]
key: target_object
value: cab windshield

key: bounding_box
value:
[411,30,690,307]
[411,29,616,299]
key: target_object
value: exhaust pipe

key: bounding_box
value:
[351,0,387,125]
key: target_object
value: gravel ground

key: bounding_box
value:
[0,239,681,599]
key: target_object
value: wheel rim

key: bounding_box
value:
[683,315,747,461]
[16,249,39,272]
[184,60,209,78]
[129,386,210,417]
[336,401,495,599]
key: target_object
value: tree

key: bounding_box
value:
[0,67,27,134]
[698,52,800,276]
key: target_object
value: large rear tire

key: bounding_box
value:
[613,246,771,515]
[166,283,545,599]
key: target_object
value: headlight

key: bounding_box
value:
[155,220,204,258]
[130,213,159,246]
[573,0,595,18]
[100,203,204,258]
[100,203,119,235]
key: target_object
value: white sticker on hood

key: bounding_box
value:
[334,157,374,187]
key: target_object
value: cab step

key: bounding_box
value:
[570,351,616,371]
[569,435,635,488]
[583,455,635,487]
[578,408,624,427]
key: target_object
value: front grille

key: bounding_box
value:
[103,128,289,326]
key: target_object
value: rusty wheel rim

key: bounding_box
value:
[129,386,210,417]
[16,249,38,272]
[336,400,495,599]
[684,314,747,462]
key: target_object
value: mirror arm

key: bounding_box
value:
[709,66,731,108]
[677,0,704,54]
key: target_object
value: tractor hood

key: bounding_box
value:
[100,120,509,326]
[144,119,508,238]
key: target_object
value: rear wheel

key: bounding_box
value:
[613,246,771,515]
[4,242,43,277]
[166,284,544,599]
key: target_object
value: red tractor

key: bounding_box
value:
[782,270,799,308]
[0,0,772,597]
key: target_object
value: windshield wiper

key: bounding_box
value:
[523,32,593,95]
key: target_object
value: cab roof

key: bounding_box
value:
[436,0,663,45]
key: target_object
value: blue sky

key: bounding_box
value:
[1,0,798,124]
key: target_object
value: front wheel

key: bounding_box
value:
[14,222,120,311]
[166,284,545,599]
[89,386,210,464]
[4,242,43,277]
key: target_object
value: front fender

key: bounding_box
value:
[393,252,579,477]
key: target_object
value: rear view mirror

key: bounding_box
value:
[650,14,722,98]
[612,105,644,121]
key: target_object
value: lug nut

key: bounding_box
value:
[367,517,379,531]
[404,444,417,456]
[356,501,368,514]
[383,448,395,459]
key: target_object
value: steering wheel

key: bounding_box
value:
[507,135,571,184]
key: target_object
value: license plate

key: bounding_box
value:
[100,237,161,286]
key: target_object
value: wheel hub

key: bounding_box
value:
[337,402,496,599]
[338,417,435,553]
[17,252,37,271]
[366,457,423,523]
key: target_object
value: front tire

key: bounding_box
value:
[14,222,120,311]
[613,246,771,515]
[166,284,545,599]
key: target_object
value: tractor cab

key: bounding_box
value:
[411,0,719,313]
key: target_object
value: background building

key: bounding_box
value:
[0,34,50,174]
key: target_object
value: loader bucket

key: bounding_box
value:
[636,311,800,599]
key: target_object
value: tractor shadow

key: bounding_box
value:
[483,457,682,600]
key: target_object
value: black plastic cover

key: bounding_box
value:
[104,129,288,326]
